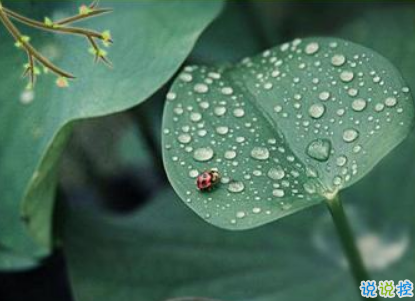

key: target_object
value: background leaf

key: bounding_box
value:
[162,37,414,230]
[0,0,223,259]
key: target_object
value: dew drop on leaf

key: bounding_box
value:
[342,129,359,143]
[340,70,354,82]
[306,139,332,162]
[193,147,214,162]
[331,54,346,66]
[308,103,326,119]
[351,98,367,112]
[228,181,245,193]
[267,166,285,180]
[251,147,270,160]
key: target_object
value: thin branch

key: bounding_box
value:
[57,8,112,26]
[87,35,112,67]
[3,7,112,43]
[26,51,35,86]
[0,1,113,86]
[0,6,75,79]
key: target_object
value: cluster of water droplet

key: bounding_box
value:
[163,38,412,227]
[239,38,411,191]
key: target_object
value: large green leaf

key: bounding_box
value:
[162,37,414,230]
[0,0,223,258]
[63,130,415,300]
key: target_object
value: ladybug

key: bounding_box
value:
[196,170,220,191]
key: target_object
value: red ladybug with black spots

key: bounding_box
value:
[196,170,220,191]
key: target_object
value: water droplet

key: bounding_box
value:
[179,73,193,82]
[236,211,246,218]
[189,169,199,178]
[221,87,233,95]
[267,166,285,180]
[224,150,237,160]
[319,91,330,101]
[375,103,385,112]
[177,133,192,144]
[228,181,245,193]
[251,147,270,160]
[200,101,209,109]
[166,92,176,101]
[333,176,343,186]
[274,105,283,113]
[194,83,209,93]
[214,106,227,116]
[190,112,202,122]
[273,189,285,197]
[305,42,319,55]
[271,70,281,77]
[252,207,261,214]
[309,103,326,119]
[303,181,317,194]
[236,136,245,143]
[216,126,229,135]
[306,139,332,162]
[340,71,354,82]
[336,155,348,167]
[193,147,214,162]
[343,129,359,143]
[233,108,245,118]
[331,54,346,66]
[264,82,273,90]
[348,88,358,97]
[351,98,367,112]
[384,97,397,107]
[174,107,184,115]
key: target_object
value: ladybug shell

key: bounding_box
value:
[196,171,219,191]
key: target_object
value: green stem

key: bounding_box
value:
[325,194,375,299]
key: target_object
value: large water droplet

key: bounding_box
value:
[340,71,354,82]
[351,98,367,112]
[233,108,245,118]
[309,103,326,119]
[193,147,214,162]
[331,54,346,66]
[343,129,359,143]
[305,42,319,55]
[267,166,285,180]
[384,97,397,107]
[306,138,332,162]
[214,106,227,116]
[190,112,202,122]
[216,126,229,135]
[251,147,270,160]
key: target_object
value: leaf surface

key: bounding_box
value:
[162,37,414,230]
[0,0,223,257]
